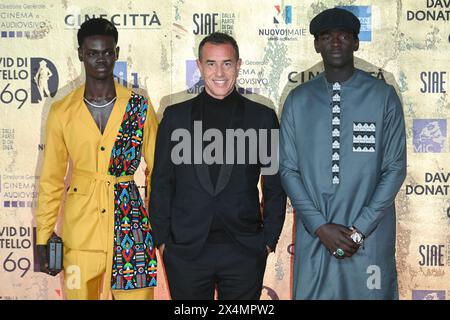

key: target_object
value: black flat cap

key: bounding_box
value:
[310,8,360,36]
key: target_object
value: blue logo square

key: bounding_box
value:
[338,6,372,42]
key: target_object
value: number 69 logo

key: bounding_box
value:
[3,252,31,277]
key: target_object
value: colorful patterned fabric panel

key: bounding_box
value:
[109,93,157,290]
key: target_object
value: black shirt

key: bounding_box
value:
[202,89,239,186]
[202,89,239,243]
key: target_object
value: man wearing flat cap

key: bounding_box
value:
[279,8,406,299]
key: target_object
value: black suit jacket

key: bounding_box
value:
[149,90,286,260]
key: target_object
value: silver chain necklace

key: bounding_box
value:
[83,96,117,108]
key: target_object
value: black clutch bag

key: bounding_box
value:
[47,234,63,274]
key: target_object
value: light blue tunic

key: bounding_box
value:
[280,69,406,299]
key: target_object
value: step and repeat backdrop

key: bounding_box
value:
[0,0,449,300]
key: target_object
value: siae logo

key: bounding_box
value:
[193,13,218,35]
[418,244,446,266]
[420,71,447,93]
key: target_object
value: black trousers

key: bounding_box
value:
[163,243,267,300]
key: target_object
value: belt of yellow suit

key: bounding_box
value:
[72,169,135,299]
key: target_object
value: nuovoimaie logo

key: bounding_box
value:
[413,119,447,153]
[337,6,372,42]
[412,290,445,300]
[30,58,59,103]
[274,5,292,24]
[186,60,204,93]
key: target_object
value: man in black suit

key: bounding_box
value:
[149,32,286,300]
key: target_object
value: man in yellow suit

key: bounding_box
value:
[36,18,158,300]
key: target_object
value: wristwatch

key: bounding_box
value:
[349,226,364,245]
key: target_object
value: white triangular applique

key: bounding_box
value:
[332,152,339,160]
[332,141,340,148]
[332,117,340,125]
[333,82,341,90]
[332,93,340,102]
[369,124,376,131]
[333,105,340,113]
[332,164,340,172]
[333,176,340,184]
[332,129,340,137]
[368,136,375,143]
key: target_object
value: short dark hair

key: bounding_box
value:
[198,32,239,60]
[77,18,118,47]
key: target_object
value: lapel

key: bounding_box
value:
[71,85,101,138]
[191,90,245,196]
[71,83,131,140]
[214,93,244,196]
[102,83,131,139]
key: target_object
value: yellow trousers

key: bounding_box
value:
[63,248,154,300]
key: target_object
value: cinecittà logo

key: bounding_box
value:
[64,8,161,29]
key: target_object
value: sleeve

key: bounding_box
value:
[261,109,287,251]
[352,86,407,237]
[147,106,175,247]
[36,103,69,245]
[279,91,327,237]
[142,97,159,202]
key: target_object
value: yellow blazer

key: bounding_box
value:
[36,83,158,252]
